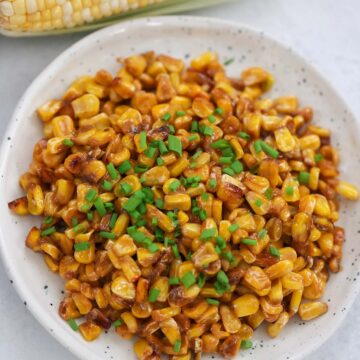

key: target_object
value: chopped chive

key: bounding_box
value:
[139,131,147,150]
[169,277,180,285]
[254,140,262,153]
[224,58,234,66]
[168,124,175,134]
[173,340,181,353]
[134,164,148,173]
[161,112,171,122]
[148,243,159,253]
[127,226,137,235]
[314,153,323,163]
[260,141,279,158]
[239,131,251,140]
[223,251,235,263]
[44,216,53,225]
[241,340,253,350]
[145,146,157,159]
[113,319,122,328]
[155,199,164,209]
[169,179,181,192]
[211,139,229,149]
[63,138,74,147]
[192,149,202,160]
[107,162,119,180]
[102,180,112,191]
[104,202,114,212]
[158,140,168,155]
[94,197,106,217]
[85,188,97,202]
[254,199,263,207]
[121,182,132,195]
[87,211,93,221]
[217,271,229,285]
[73,224,84,234]
[207,298,220,306]
[148,288,160,303]
[71,217,78,227]
[118,160,131,175]
[168,135,182,157]
[203,126,214,136]
[190,121,199,133]
[285,186,294,196]
[209,179,217,189]
[156,157,165,165]
[181,271,196,289]
[172,244,180,259]
[214,107,223,115]
[200,228,216,240]
[201,193,209,201]
[152,218,158,226]
[123,195,142,213]
[199,209,207,221]
[41,226,56,236]
[197,273,206,288]
[242,238,257,246]
[131,231,146,243]
[258,228,268,239]
[298,171,310,185]
[74,241,90,251]
[231,160,243,174]
[228,224,239,233]
[219,156,232,164]
[99,231,116,240]
[176,110,186,117]
[208,115,217,123]
[216,236,226,250]
[188,135,198,141]
[109,213,118,229]
[264,188,273,200]
[68,319,78,331]
[223,167,235,176]
[269,245,280,258]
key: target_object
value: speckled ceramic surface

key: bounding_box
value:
[0,16,359,360]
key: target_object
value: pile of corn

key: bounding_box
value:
[8,51,359,359]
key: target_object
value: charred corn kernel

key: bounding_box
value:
[192,242,219,269]
[274,127,296,152]
[232,294,259,317]
[152,306,181,322]
[248,309,265,329]
[112,213,129,237]
[54,179,75,205]
[229,138,244,159]
[151,277,169,302]
[243,266,271,296]
[72,94,100,118]
[72,292,92,315]
[26,227,41,251]
[8,196,29,215]
[191,52,217,71]
[181,223,201,239]
[121,312,138,334]
[40,242,61,260]
[318,232,334,257]
[279,247,297,263]
[265,260,293,280]
[27,184,44,215]
[268,278,283,304]
[289,288,303,315]
[298,301,328,320]
[202,334,219,353]
[220,305,241,333]
[134,339,154,360]
[78,321,102,341]
[37,99,62,122]
[164,194,191,211]
[146,204,175,233]
[267,312,289,338]
[281,272,303,290]
[177,210,189,225]
[52,115,74,136]
[245,191,270,215]
[299,134,321,150]
[44,254,59,272]
[241,67,270,86]
[142,166,170,186]
[274,96,298,114]
[314,194,331,218]
[336,181,359,200]
[111,275,135,301]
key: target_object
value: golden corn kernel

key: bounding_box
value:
[298,301,328,320]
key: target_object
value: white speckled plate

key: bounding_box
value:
[0,16,360,360]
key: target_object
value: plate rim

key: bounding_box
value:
[0,15,359,360]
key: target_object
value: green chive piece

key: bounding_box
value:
[121,183,132,195]
[207,298,220,306]
[118,160,132,175]
[199,209,207,221]
[254,199,263,207]
[254,140,262,153]
[224,58,234,66]
[197,273,206,287]
[168,124,175,134]
[134,164,148,173]
[172,244,180,259]
[148,288,160,303]
[155,199,164,209]
[63,138,74,147]
[74,242,90,251]
[73,224,84,234]
[241,340,253,350]
[239,131,251,140]
[139,131,147,150]
[71,217,78,227]
[223,251,235,263]
[176,110,186,117]
[87,212,93,222]
[285,186,294,196]
[102,180,112,191]
[200,228,216,240]
[145,146,157,159]
[203,126,214,136]
[173,340,181,353]
[217,270,229,285]
[190,121,199,133]
[152,218,158,226]
[104,202,114,211]
[314,153,324,163]
[264,188,273,200]
[109,213,118,229]
[156,157,165,166]
[44,216,53,225]
[99,231,116,240]
[242,238,257,246]
[80,203,92,213]
[216,236,226,249]
[269,245,280,258]
[192,149,203,160]
[94,197,106,217]
[231,160,243,174]
[181,271,196,289]
[209,179,217,189]
[201,193,209,201]
[107,162,119,180]
[41,226,56,236]
[123,195,142,213]
[169,277,180,285]
[214,107,223,115]
[161,112,171,122]
[261,141,279,158]
[208,115,217,123]
[298,171,310,185]
[113,319,122,328]
[169,179,181,192]
[168,135,182,157]
[219,156,232,164]
[188,135,198,141]
[223,167,235,176]
[158,140,168,155]
[258,228,268,239]
[68,319,78,331]
[148,243,159,253]
[228,224,239,233]
[211,139,229,149]
[85,188,97,202]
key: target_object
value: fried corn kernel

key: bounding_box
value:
[9,51,358,360]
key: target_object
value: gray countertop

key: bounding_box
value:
[1,0,360,359]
